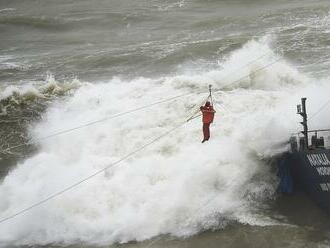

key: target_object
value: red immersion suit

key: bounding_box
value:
[200,101,215,143]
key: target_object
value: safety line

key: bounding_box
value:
[183,54,282,123]
[0,55,284,225]
[1,50,283,155]
[0,119,192,224]
[213,49,281,88]
[0,55,289,246]
[186,96,209,120]
[213,57,282,92]
[0,92,197,154]
[291,98,330,136]
[309,98,330,121]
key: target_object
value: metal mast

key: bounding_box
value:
[297,97,308,148]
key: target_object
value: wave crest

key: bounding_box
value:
[0,75,81,115]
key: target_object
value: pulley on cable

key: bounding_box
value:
[187,85,216,121]
[207,84,214,107]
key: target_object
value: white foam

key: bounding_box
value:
[0,74,81,102]
[0,38,329,246]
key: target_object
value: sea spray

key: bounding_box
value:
[0,40,329,246]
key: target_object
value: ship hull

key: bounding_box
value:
[283,149,330,214]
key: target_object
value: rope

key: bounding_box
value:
[185,56,282,121]
[0,92,197,154]
[1,50,283,155]
[187,113,202,122]
[290,98,330,135]
[213,57,282,93]
[208,84,214,106]
[290,96,330,133]
[186,96,209,122]
[0,118,195,225]
[309,98,330,121]
[0,51,284,226]
[211,48,282,90]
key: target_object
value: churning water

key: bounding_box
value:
[1,0,330,247]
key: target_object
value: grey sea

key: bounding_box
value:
[1,0,330,247]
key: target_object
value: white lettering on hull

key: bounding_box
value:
[307,153,330,167]
[320,183,330,191]
[317,167,330,176]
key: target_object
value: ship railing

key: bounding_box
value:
[290,129,330,151]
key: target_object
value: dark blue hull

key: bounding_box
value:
[282,149,330,214]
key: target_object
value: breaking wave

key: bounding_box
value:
[0,39,330,247]
[0,74,81,115]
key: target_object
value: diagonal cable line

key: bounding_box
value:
[0,119,193,225]
[214,57,282,92]
[0,92,197,154]
[1,50,283,155]
[309,99,330,121]
[0,54,284,225]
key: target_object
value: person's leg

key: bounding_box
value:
[202,123,207,142]
[202,123,210,142]
[205,123,210,140]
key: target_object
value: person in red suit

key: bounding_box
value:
[200,101,215,143]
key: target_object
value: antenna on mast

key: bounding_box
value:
[297,97,308,148]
